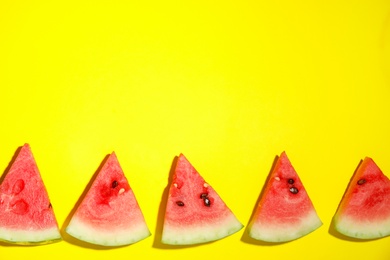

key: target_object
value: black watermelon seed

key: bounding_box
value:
[289,187,299,194]
[48,203,52,209]
[287,179,295,184]
[200,193,208,199]
[204,197,211,207]
[357,179,366,185]
[112,180,118,188]
[176,201,185,206]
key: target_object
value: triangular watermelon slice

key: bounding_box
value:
[247,152,322,242]
[65,152,151,246]
[161,154,243,245]
[333,157,390,239]
[0,143,61,245]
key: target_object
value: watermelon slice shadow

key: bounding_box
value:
[60,154,126,249]
[241,155,287,246]
[0,146,23,186]
[328,159,387,242]
[153,155,211,249]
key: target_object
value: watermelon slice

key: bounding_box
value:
[65,152,151,246]
[333,157,390,239]
[0,143,61,245]
[161,154,243,245]
[247,152,322,242]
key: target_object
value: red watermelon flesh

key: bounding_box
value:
[333,157,390,239]
[248,152,322,242]
[0,144,61,244]
[161,154,243,245]
[65,152,150,246]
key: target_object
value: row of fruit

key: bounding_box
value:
[0,143,389,247]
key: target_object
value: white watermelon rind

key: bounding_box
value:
[248,210,322,242]
[65,216,151,246]
[161,214,243,245]
[333,214,390,239]
[0,227,61,245]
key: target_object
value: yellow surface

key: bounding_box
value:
[0,0,390,259]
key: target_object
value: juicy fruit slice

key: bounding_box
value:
[333,157,390,239]
[0,144,61,244]
[248,152,322,242]
[161,154,243,245]
[65,152,150,246]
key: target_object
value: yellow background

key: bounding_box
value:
[1,0,390,259]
